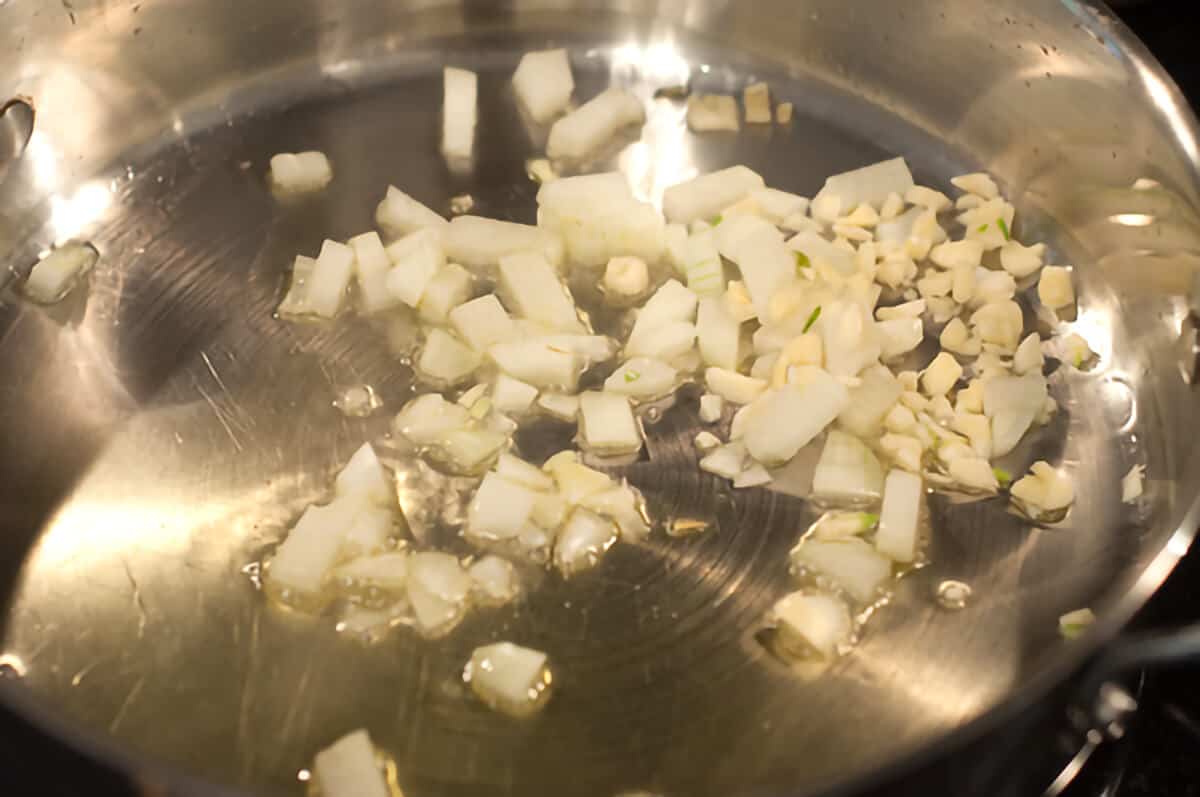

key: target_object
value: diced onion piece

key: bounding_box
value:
[335,443,393,507]
[444,216,564,270]
[696,296,742,370]
[499,252,583,332]
[347,232,397,314]
[905,185,950,212]
[880,433,924,472]
[385,229,446,308]
[406,552,473,637]
[664,223,689,276]
[791,537,892,604]
[952,412,992,459]
[278,255,317,317]
[269,151,333,194]
[817,300,882,378]
[1122,465,1145,503]
[393,394,470,444]
[465,642,552,717]
[546,456,613,503]
[951,172,1000,199]
[512,48,574,123]
[578,391,642,455]
[694,431,722,451]
[546,87,645,161]
[581,483,650,540]
[734,464,773,488]
[705,367,767,405]
[699,393,724,423]
[663,166,766,224]
[554,508,618,576]
[1038,265,1075,310]
[812,430,885,501]
[877,318,924,360]
[743,82,772,124]
[604,358,677,399]
[468,556,519,605]
[375,186,448,240]
[776,102,794,124]
[537,392,580,421]
[683,229,724,297]
[449,295,515,352]
[268,499,357,598]
[313,729,390,797]
[743,372,849,466]
[687,94,740,132]
[604,256,650,297]
[442,67,478,161]
[538,174,664,267]
[417,263,474,323]
[813,157,915,213]
[948,457,999,492]
[1000,241,1046,279]
[983,373,1047,457]
[921,352,962,397]
[490,341,581,389]
[494,453,555,491]
[437,428,509,475]
[969,300,1024,351]
[306,240,356,318]
[468,473,540,542]
[700,441,748,479]
[530,333,617,364]
[418,329,481,386]
[812,511,879,540]
[23,241,100,304]
[531,490,568,531]
[751,188,808,225]
[838,365,902,438]
[1059,608,1096,640]
[788,231,856,277]
[876,469,922,563]
[334,552,409,592]
[1010,461,1074,521]
[492,374,538,416]
[771,592,852,659]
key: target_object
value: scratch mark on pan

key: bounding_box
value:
[122,559,148,640]
[237,610,262,778]
[201,349,257,429]
[109,675,146,732]
[279,649,315,744]
[197,383,244,452]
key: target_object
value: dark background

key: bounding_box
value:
[1,1,1198,796]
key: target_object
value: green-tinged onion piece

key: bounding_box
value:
[1058,607,1095,639]
[794,251,811,273]
[624,370,640,383]
[997,217,1011,240]
[993,467,1012,487]
[977,223,989,233]
[860,512,880,530]
[711,214,723,226]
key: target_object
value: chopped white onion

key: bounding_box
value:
[813,157,914,213]
[743,372,849,466]
[269,151,333,194]
[699,393,724,423]
[385,229,445,308]
[444,215,564,271]
[1010,461,1074,521]
[498,252,583,333]
[581,482,650,540]
[537,392,580,422]
[334,551,409,592]
[1122,465,1145,503]
[791,537,892,604]
[771,592,852,659]
[876,469,922,563]
[811,430,885,501]
[449,295,516,352]
[491,374,538,416]
[406,552,473,637]
[687,93,741,132]
[578,391,643,455]
[604,358,677,399]
[375,186,448,240]
[837,365,902,438]
[442,67,478,161]
[335,443,394,507]
[417,263,474,324]
[305,240,356,318]
[705,367,767,406]
[1059,608,1096,640]
[983,373,1047,457]
[468,556,520,605]
[554,508,618,576]
[313,729,390,797]
[465,642,552,716]
[546,87,645,161]
[663,166,765,224]
[512,48,574,123]
[269,497,361,598]
[467,473,540,542]
[489,341,581,389]
[696,296,743,370]
[417,328,481,386]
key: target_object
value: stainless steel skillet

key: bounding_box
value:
[3,1,1200,795]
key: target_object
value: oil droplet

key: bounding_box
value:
[0,653,27,679]
[333,384,383,418]
[936,580,972,610]
[297,769,311,782]
[241,561,263,590]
